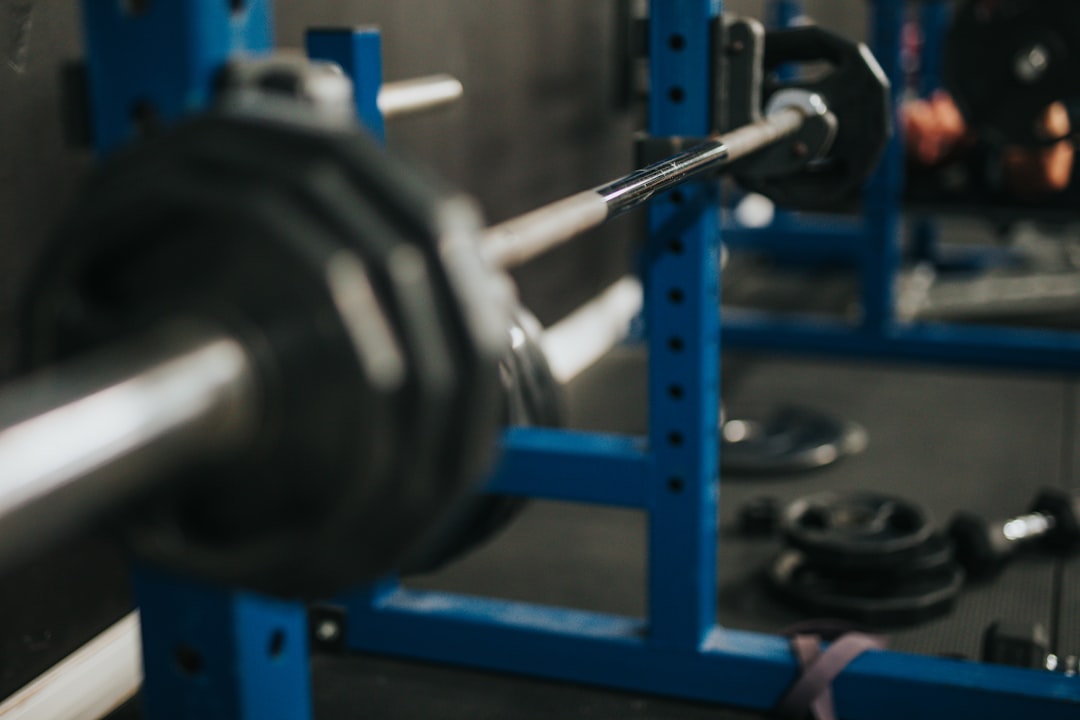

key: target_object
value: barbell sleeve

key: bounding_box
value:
[0,612,142,720]
[481,106,807,270]
[541,276,643,384]
[0,323,259,572]
[378,74,465,119]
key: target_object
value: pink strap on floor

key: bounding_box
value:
[775,633,887,720]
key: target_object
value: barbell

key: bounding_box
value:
[0,22,890,596]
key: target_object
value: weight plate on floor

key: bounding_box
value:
[768,550,965,626]
[781,492,935,570]
[721,405,868,475]
[834,533,957,587]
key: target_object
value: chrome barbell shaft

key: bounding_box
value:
[481,106,807,270]
[0,323,259,571]
[378,74,464,119]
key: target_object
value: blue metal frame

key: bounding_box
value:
[306,27,387,141]
[768,0,803,29]
[81,3,314,719]
[727,0,1080,370]
[336,1,1080,718]
[136,567,312,720]
[82,0,273,154]
[79,1,1080,717]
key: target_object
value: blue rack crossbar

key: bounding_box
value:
[486,429,651,508]
[344,588,1080,719]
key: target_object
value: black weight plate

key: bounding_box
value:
[736,25,892,212]
[155,115,459,528]
[158,109,506,594]
[825,535,954,591]
[199,108,508,593]
[21,106,506,597]
[768,550,965,627]
[721,404,868,475]
[781,491,935,571]
[148,120,462,597]
[946,0,1080,147]
[402,306,564,575]
[893,532,955,575]
[510,308,565,429]
[163,106,508,564]
[186,119,464,539]
[325,132,510,563]
[26,152,405,596]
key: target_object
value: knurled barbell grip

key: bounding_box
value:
[480,106,807,270]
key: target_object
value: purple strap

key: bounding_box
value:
[775,633,887,720]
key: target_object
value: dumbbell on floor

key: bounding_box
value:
[948,488,1080,578]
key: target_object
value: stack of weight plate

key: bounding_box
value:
[768,492,966,626]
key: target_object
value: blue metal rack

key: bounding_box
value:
[723,0,1080,371]
[80,4,316,719]
[77,1,1080,718]
[336,2,1079,718]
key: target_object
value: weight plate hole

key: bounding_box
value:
[174,645,205,677]
[131,100,162,139]
[123,0,151,14]
[268,629,286,659]
[888,510,919,534]
[802,508,829,530]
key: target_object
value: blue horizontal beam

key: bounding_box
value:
[722,222,866,258]
[485,429,652,508]
[346,590,1080,719]
[722,312,1080,372]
